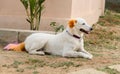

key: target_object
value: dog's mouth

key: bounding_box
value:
[80,29,89,34]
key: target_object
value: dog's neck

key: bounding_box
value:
[66,27,82,39]
[66,30,80,39]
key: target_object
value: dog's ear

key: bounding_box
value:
[68,19,77,28]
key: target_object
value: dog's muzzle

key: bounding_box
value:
[80,28,93,34]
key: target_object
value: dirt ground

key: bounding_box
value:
[0,45,120,74]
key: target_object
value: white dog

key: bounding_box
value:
[8,18,93,59]
[24,18,93,59]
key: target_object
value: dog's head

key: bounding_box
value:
[68,18,93,34]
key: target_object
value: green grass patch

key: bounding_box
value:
[25,58,81,68]
[25,58,47,67]
[98,66,120,74]
[49,61,75,68]
[2,60,23,69]
[33,71,39,74]
[11,60,23,68]
[16,68,24,72]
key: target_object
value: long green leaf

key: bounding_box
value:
[20,0,45,30]
[29,0,36,17]
[38,0,45,6]
[20,0,28,9]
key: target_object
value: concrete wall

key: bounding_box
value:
[0,0,105,31]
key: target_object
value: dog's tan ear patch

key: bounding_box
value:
[68,20,77,28]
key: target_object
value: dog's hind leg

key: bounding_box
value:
[26,41,46,55]
[29,50,45,55]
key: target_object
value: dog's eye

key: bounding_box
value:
[82,23,85,25]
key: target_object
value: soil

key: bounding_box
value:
[0,34,120,74]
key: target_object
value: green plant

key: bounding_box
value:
[50,22,64,34]
[33,71,39,74]
[20,0,45,30]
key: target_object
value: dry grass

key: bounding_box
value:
[98,10,120,26]
[85,9,120,52]
[98,66,120,74]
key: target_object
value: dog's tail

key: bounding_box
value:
[4,42,26,51]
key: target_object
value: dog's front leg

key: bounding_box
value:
[79,38,93,59]
[62,49,92,59]
[81,49,93,59]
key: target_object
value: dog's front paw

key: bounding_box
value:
[83,54,93,60]
[87,54,93,60]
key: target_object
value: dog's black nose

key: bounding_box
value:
[90,28,93,31]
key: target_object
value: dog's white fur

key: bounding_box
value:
[25,18,93,59]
